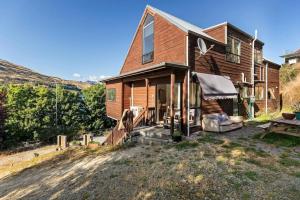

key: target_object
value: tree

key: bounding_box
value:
[82,83,113,134]
[0,90,6,149]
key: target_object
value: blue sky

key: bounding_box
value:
[0,0,299,81]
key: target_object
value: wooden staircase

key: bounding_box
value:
[105,108,146,146]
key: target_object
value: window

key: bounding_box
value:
[288,58,297,64]
[226,36,241,63]
[240,87,251,98]
[190,82,200,108]
[268,88,276,100]
[254,49,263,64]
[255,86,264,100]
[233,87,239,116]
[106,88,116,101]
[260,66,265,81]
[189,82,201,126]
[174,83,181,111]
[142,14,154,63]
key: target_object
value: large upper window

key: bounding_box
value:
[226,36,241,63]
[142,14,154,64]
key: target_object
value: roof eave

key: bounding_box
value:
[102,62,190,82]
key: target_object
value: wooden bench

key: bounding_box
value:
[259,119,300,139]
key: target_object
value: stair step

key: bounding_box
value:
[134,136,172,145]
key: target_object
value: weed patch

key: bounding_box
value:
[244,171,258,181]
[279,158,300,167]
[198,136,224,145]
[175,141,199,150]
[222,142,243,149]
[255,133,300,147]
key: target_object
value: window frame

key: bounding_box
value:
[106,88,116,102]
[254,48,263,64]
[268,88,276,100]
[226,36,241,64]
[189,81,201,126]
[142,14,154,64]
[255,86,265,100]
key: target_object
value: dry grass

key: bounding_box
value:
[0,136,299,200]
[0,145,118,179]
[282,73,300,107]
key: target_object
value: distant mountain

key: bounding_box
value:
[0,59,91,90]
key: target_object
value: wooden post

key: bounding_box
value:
[170,72,175,136]
[145,78,149,124]
[182,70,188,134]
[57,135,67,150]
[121,81,124,113]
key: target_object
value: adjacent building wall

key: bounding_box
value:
[189,24,261,115]
[255,61,281,113]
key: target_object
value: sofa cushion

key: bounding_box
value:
[219,120,233,126]
[218,113,229,122]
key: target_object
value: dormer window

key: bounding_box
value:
[142,14,154,64]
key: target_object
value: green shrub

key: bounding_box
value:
[280,64,297,85]
[0,83,113,149]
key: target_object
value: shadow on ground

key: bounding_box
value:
[0,125,300,200]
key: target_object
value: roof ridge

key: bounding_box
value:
[147,5,216,41]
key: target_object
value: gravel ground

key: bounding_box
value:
[0,125,299,200]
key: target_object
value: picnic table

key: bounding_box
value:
[260,118,300,138]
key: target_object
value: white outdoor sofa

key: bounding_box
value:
[202,113,243,133]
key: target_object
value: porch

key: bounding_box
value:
[120,62,190,135]
[105,62,240,138]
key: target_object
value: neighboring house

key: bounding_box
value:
[281,49,300,70]
[103,5,280,135]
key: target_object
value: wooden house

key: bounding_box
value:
[103,5,281,136]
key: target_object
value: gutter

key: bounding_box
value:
[186,35,190,137]
[265,62,268,114]
[251,30,258,118]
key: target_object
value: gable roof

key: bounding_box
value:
[147,5,216,41]
[204,21,264,45]
[119,5,221,74]
[263,58,281,68]
[281,49,300,58]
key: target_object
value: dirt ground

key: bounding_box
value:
[0,125,300,200]
[0,145,57,167]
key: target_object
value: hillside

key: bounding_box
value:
[0,59,91,90]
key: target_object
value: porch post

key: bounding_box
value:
[145,78,149,123]
[170,72,175,135]
[182,70,188,134]
[121,81,124,112]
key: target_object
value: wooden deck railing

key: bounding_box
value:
[105,108,146,146]
[133,108,146,128]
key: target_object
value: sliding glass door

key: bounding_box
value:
[156,83,181,123]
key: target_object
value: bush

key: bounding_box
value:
[280,64,297,86]
[0,83,112,149]
[0,90,6,149]
[292,102,300,112]
[82,84,113,134]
